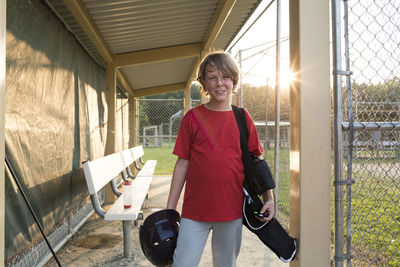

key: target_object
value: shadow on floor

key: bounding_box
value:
[44,175,289,267]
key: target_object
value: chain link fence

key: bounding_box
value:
[137,98,201,174]
[334,0,400,266]
[137,99,201,147]
[138,99,183,148]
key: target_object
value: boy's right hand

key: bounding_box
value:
[256,199,274,222]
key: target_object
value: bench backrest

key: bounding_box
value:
[130,145,144,160]
[83,146,144,195]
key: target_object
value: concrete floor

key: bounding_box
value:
[44,175,289,267]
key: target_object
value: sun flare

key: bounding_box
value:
[280,70,295,89]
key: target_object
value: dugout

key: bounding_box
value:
[1,0,331,266]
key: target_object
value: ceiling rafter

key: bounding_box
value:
[62,0,114,64]
[202,0,237,51]
[63,0,138,96]
[116,70,133,95]
[184,0,238,95]
[131,83,186,98]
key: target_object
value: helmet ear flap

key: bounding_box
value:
[139,209,180,266]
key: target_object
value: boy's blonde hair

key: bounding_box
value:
[196,52,239,94]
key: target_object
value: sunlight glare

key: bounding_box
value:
[280,70,295,89]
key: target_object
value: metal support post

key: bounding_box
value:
[122,221,131,257]
[331,0,344,266]
[264,78,270,156]
[239,49,243,108]
[273,0,281,216]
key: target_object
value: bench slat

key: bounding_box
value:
[83,146,146,195]
[130,146,144,160]
[104,164,155,220]
[120,149,135,167]
[136,160,157,177]
[83,153,125,194]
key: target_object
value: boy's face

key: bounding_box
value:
[203,63,236,104]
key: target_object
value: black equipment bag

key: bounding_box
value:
[232,105,297,262]
[242,187,297,262]
[232,105,275,194]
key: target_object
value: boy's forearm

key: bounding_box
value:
[259,189,275,219]
[262,189,274,203]
[167,157,189,210]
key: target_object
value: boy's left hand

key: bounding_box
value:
[256,199,274,222]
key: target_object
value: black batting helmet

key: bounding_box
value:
[139,209,180,266]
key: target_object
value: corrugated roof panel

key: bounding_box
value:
[44,0,265,94]
[87,1,216,20]
[101,17,211,37]
[213,0,263,50]
[45,0,107,67]
[103,22,207,40]
[120,57,196,89]
[96,9,212,29]
[98,14,211,34]
[84,0,218,54]
[46,0,261,61]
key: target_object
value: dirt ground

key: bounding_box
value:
[44,176,289,267]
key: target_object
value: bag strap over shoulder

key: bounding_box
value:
[232,105,249,148]
[233,105,273,195]
[232,105,253,170]
[231,105,248,139]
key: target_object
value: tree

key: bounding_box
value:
[241,83,290,122]
[142,82,201,100]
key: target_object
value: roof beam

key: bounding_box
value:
[184,0,237,96]
[132,83,186,98]
[116,70,134,96]
[63,0,114,64]
[202,0,237,51]
[114,43,202,67]
[63,1,136,97]
[184,57,201,89]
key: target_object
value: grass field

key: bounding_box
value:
[330,161,400,266]
[142,145,291,213]
[142,144,290,177]
[142,144,177,173]
[348,165,400,266]
[142,144,399,266]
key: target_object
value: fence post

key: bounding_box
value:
[273,0,281,216]
[331,0,345,266]
[238,49,243,107]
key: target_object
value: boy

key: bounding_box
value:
[167,52,274,267]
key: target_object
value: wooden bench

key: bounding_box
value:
[82,145,156,257]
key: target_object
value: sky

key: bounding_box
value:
[227,0,290,88]
[346,0,400,85]
[228,0,400,87]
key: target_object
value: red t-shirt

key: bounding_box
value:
[173,105,263,222]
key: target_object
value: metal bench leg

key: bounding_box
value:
[122,221,131,257]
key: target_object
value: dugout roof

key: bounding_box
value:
[45,0,263,97]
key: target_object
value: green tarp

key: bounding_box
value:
[5,0,108,261]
